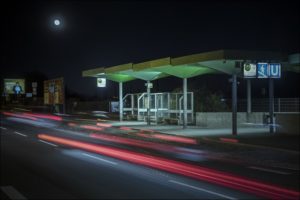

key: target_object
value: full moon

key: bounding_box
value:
[54,19,60,26]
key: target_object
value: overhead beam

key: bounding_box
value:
[82,67,105,77]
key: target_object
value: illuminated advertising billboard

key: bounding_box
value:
[4,79,25,94]
[44,78,64,105]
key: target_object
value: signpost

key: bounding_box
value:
[232,74,237,135]
[145,82,153,89]
[243,62,281,134]
[145,81,152,125]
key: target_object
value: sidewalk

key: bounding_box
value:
[110,121,270,135]
[109,121,300,174]
[109,121,299,152]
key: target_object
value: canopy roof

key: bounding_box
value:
[82,49,298,83]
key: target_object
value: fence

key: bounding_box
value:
[237,98,300,112]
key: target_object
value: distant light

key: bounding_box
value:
[54,19,60,26]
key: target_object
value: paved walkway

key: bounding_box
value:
[109,121,270,137]
[110,121,299,169]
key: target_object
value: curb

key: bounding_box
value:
[202,137,300,155]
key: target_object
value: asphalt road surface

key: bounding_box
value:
[1,114,298,199]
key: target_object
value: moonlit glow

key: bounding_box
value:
[54,19,60,26]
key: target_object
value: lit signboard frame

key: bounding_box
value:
[256,63,281,79]
[97,78,106,87]
[44,78,64,105]
[243,63,257,78]
[269,63,281,78]
[4,79,26,94]
[257,63,269,78]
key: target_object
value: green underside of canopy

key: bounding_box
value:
[121,71,167,81]
[83,50,296,82]
[154,65,219,78]
[106,74,135,83]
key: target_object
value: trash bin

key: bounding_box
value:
[263,113,270,125]
[263,113,276,131]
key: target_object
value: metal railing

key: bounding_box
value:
[123,92,194,124]
[237,98,300,112]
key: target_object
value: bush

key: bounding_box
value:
[194,87,229,112]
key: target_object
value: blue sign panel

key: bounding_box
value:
[257,63,269,78]
[269,63,281,78]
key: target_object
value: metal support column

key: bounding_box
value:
[269,78,275,133]
[183,78,187,129]
[191,92,194,123]
[247,79,251,114]
[232,74,237,135]
[155,94,158,123]
[246,79,251,122]
[131,94,134,116]
[167,93,170,118]
[119,82,123,122]
[62,78,66,114]
[147,81,151,125]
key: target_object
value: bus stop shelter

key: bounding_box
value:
[82,49,295,135]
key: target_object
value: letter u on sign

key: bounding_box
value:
[269,63,281,78]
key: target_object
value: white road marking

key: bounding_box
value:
[1,185,27,199]
[0,126,7,130]
[82,153,117,165]
[39,140,58,147]
[169,180,237,200]
[13,131,27,137]
[273,166,299,171]
[248,166,290,175]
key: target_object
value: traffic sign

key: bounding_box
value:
[145,82,153,89]
[97,78,106,87]
[269,63,281,78]
[257,63,269,78]
[243,63,256,78]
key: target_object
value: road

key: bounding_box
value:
[1,113,299,199]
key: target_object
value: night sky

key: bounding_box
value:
[2,0,300,99]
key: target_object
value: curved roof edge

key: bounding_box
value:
[82,49,295,81]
